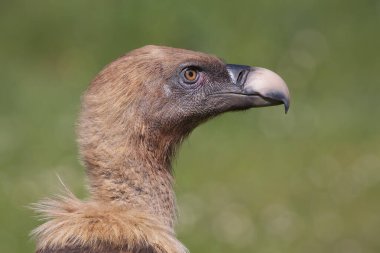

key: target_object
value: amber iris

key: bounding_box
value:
[184,68,198,82]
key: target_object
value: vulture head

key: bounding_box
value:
[33,45,290,253]
[79,45,289,173]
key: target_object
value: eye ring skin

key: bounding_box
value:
[180,67,200,85]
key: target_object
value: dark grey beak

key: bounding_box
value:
[226,64,290,113]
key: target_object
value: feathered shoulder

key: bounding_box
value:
[31,188,187,253]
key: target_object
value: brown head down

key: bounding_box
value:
[32,45,290,253]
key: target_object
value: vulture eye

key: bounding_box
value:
[182,68,199,84]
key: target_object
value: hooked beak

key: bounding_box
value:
[226,64,290,113]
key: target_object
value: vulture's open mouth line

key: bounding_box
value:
[208,92,286,111]
[209,92,261,97]
[209,92,282,103]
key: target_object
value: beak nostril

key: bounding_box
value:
[226,64,251,86]
[237,71,244,84]
[236,70,249,86]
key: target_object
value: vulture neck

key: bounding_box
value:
[84,121,186,228]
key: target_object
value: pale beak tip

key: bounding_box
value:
[246,67,290,114]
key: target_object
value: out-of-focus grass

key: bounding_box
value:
[0,1,379,252]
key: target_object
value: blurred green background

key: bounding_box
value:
[1,0,379,252]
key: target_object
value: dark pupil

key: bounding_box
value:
[188,71,194,78]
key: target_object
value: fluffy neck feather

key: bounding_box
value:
[77,87,187,227]
[33,113,189,252]
[33,106,188,252]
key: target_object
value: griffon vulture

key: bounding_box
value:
[32,45,290,253]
